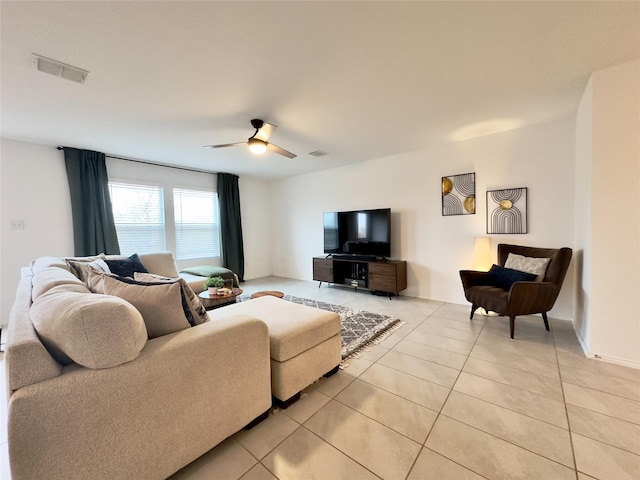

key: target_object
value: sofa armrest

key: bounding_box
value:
[507,281,559,315]
[8,315,271,480]
[459,270,491,289]
[6,269,63,393]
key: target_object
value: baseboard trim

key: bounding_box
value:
[583,351,640,370]
[572,323,640,370]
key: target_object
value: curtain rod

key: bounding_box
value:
[56,146,218,175]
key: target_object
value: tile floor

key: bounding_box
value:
[1,276,639,479]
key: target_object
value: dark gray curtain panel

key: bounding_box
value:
[217,172,245,282]
[63,147,120,256]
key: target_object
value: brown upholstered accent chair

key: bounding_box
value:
[460,244,572,339]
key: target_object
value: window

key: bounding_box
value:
[323,212,339,250]
[174,188,220,260]
[357,212,367,239]
[108,180,220,260]
[106,157,221,262]
[109,182,166,255]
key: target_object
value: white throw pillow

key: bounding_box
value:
[504,253,551,281]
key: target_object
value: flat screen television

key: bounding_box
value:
[323,208,391,259]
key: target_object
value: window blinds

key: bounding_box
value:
[108,182,166,255]
[174,188,220,260]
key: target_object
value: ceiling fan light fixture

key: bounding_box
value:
[206,119,296,158]
[248,137,267,154]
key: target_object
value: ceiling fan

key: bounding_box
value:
[203,119,297,159]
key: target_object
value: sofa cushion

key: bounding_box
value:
[466,285,510,312]
[66,258,111,283]
[134,272,208,326]
[484,264,537,291]
[104,253,149,278]
[504,253,551,281]
[88,271,191,338]
[139,251,180,278]
[30,285,147,369]
[30,264,89,300]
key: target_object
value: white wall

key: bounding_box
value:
[239,176,272,280]
[0,139,271,327]
[270,117,576,319]
[0,140,74,326]
[576,59,640,366]
[574,77,593,348]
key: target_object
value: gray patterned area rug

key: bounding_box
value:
[282,295,404,360]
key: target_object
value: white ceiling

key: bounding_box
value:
[1,1,638,180]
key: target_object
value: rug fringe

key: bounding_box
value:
[340,320,406,369]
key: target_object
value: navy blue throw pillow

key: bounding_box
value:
[485,264,537,291]
[105,253,149,278]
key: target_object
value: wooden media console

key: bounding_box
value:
[312,256,407,297]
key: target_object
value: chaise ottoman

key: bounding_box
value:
[208,296,341,407]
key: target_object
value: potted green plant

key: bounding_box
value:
[204,276,225,295]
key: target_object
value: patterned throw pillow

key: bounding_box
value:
[134,272,209,326]
[504,253,551,281]
[104,253,149,278]
[66,258,111,283]
[87,271,191,338]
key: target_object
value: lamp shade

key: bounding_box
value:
[474,237,492,271]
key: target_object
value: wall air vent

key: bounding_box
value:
[308,150,329,157]
[31,54,89,84]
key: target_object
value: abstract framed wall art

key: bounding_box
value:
[486,187,528,234]
[442,172,475,216]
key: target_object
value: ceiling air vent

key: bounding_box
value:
[31,54,89,84]
[308,150,329,157]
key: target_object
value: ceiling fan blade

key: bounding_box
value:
[202,142,247,149]
[254,122,276,142]
[267,142,297,159]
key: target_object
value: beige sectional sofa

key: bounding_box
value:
[4,253,272,480]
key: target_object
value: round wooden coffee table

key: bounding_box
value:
[199,288,243,310]
[250,290,285,299]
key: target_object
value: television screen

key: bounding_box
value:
[323,208,391,258]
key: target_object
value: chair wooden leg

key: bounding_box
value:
[509,316,516,339]
[542,312,550,331]
[470,305,477,320]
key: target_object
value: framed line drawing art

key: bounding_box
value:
[442,172,475,216]
[486,187,528,234]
